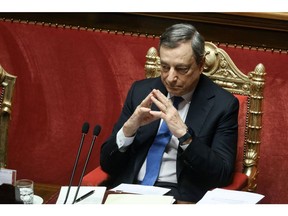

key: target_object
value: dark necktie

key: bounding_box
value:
[141,96,183,186]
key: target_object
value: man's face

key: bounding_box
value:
[159,41,203,96]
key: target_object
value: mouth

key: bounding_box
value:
[165,84,182,94]
[165,82,181,90]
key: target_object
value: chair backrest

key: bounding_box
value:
[0,65,17,168]
[144,42,266,192]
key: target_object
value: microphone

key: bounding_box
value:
[63,122,90,204]
[72,124,102,204]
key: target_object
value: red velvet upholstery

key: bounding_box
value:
[82,166,109,186]
[221,172,248,190]
[233,95,248,173]
[1,19,288,203]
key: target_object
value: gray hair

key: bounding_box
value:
[159,23,205,66]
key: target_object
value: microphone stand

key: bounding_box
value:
[72,125,101,204]
[63,122,89,204]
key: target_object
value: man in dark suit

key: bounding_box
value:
[100,23,239,203]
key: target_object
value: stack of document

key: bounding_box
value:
[105,194,175,204]
[197,188,265,204]
[110,183,171,195]
[105,183,174,204]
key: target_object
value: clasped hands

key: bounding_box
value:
[123,89,187,138]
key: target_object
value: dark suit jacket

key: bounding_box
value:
[100,74,239,202]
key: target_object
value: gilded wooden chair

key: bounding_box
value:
[82,42,266,193]
[0,65,17,168]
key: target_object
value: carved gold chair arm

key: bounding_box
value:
[0,65,17,168]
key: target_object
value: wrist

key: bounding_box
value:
[123,122,137,137]
[178,127,188,138]
[178,126,194,146]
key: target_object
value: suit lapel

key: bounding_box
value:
[185,75,215,136]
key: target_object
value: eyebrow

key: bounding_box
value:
[160,61,192,68]
[161,60,188,65]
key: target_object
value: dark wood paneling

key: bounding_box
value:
[0,12,287,50]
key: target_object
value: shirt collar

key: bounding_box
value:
[168,89,194,103]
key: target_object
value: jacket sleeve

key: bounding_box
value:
[99,81,137,175]
[180,95,239,188]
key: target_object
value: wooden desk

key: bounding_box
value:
[34,183,61,204]
[33,184,193,204]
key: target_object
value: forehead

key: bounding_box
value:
[159,42,195,64]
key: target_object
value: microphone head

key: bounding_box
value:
[93,125,101,136]
[82,122,90,134]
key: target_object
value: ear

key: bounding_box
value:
[198,57,205,73]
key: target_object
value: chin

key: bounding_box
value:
[167,88,182,96]
[164,82,184,95]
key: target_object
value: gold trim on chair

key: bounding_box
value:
[0,65,17,168]
[144,42,266,192]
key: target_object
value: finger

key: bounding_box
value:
[139,107,152,113]
[140,92,153,107]
[152,89,168,104]
[149,110,165,119]
[152,90,173,112]
[151,95,168,112]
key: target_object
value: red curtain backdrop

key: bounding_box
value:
[0,20,287,203]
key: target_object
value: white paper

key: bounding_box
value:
[110,183,171,195]
[197,188,265,204]
[56,186,106,204]
[105,194,175,204]
[0,168,16,185]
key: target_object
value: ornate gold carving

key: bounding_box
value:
[144,42,266,192]
[0,65,17,168]
[244,149,258,167]
[144,47,161,78]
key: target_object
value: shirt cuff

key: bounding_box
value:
[116,127,135,152]
[180,143,189,150]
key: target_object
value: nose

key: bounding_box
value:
[166,67,178,82]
